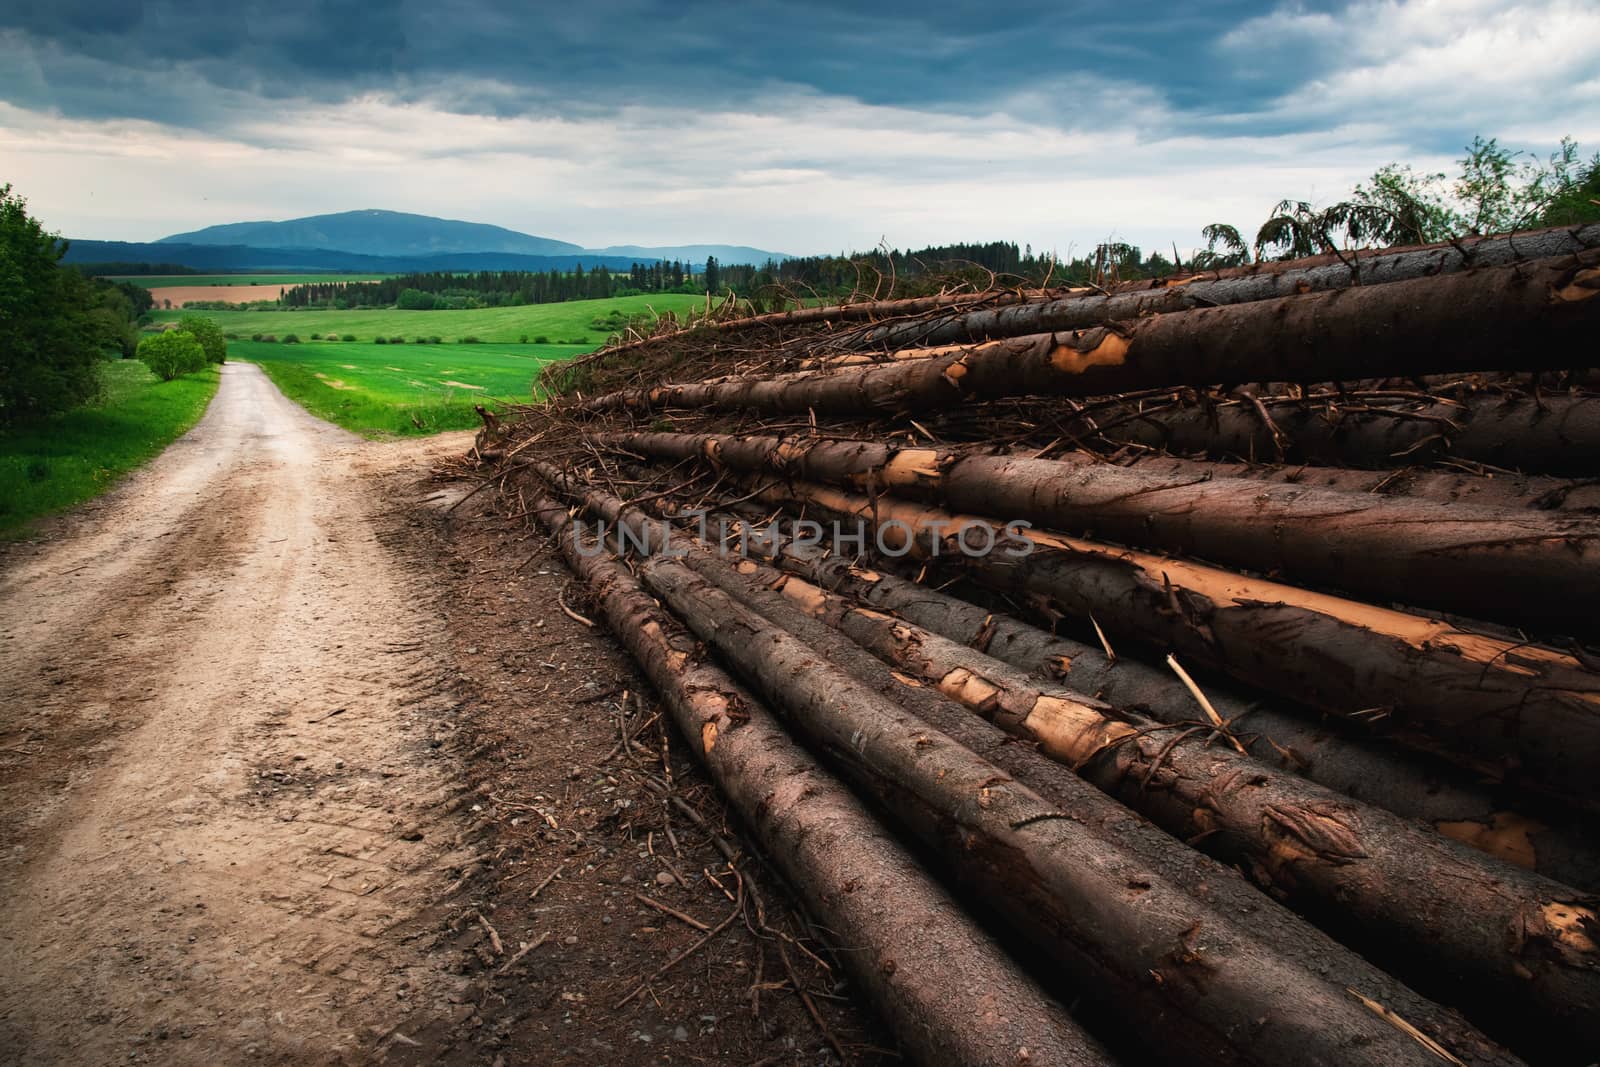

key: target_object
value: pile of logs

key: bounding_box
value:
[474,224,1600,1066]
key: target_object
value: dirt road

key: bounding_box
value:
[0,363,478,1064]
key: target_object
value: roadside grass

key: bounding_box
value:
[113,274,394,288]
[155,292,705,344]
[0,360,221,538]
[235,340,583,437]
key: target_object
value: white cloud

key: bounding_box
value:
[1224,0,1600,142]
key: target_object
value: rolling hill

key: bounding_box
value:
[159,209,586,258]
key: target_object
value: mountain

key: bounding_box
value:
[158,209,586,258]
[63,240,650,275]
[585,244,791,263]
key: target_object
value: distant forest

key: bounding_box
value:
[191,134,1599,318]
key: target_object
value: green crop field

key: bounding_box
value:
[235,339,585,437]
[153,292,706,345]
[0,360,221,537]
[114,274,394,288]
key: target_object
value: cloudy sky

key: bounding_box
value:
[2,0,1597,256]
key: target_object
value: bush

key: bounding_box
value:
[533,335,550,344]
[250,333,263,342]
[414,336,430,344]
[429,335,442,344]
[374,336,387,345]
[176,314,227,364]
[389,336,405,344]
[519,334,529,344]
[137,330,207,380]
[459,336,481,344]
[341,334,356,342]
[282,333,300,344]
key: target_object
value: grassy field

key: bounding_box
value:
[0,361,221,538]
[114,274,393,288]
[155,292,706,345]
[235,340,584,437]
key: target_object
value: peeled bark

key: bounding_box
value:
[522,493,1113,1066]
[528,465,1520,1067]
[745,479,1600,810]
[856,224,1600,350]
[717,525,1600,891]
[592,430,1600,635]
[1102,393,1600,476]
[576,252,1600,417]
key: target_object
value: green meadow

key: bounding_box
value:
[234,339,585,437]
[0,360,221,537]
[154,291,706,345]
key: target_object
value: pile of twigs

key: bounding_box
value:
[467,223,1600,1066]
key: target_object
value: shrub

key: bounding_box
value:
[374,335,387,345]
[533,335,550,344]
[414,336,430,344]
[429,335,442,344]
[459,336,481,344]
[137,330,207,380]
[282,333,300,344]
[176,314,227,364]
[519,334,529,344]
[260,334,277,343]
[250,333,263,342]
[341,334,356,342]
[389,336,405,344]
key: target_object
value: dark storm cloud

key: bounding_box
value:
[0,0,1316,129]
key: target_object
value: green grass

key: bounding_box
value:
[154,292,706,345]
[113,274,394,288]
[0,361,221,538]
[236,340,585,438]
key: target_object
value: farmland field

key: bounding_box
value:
[233,339,585,437]
[112,273,394,288]
[0,360,221,537]
[154,291,706,345]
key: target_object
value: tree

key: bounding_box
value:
[704,255,720,295]
[177,314,227,364]
[396,287,437,310]
[137,330,206,381]
[0,185,113,422]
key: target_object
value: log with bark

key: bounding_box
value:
[575,251,1600,417]
[526,463,1523,1066]
[521,490,1114,1066]
[1112,452,1600,512]
[589,430,1600,635]
[852,223,1600,351]
[1097,392,1600,477]
[561,477,1600,1056]
[738,477,1600,810]
[708,520,1600,891]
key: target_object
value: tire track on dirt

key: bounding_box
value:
[0,363,481,1065]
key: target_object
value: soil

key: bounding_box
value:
[0,362,884,1065]
[148,285,304,308]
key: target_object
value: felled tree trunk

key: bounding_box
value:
[576,252,1600,417]
[720,556,1600,1051]
[716,524,1600,891]
[1114,452,1600,511]
[525,463,1517,1067]
[854,223,1600,350]
[590,430,1600,634]
[521,492,1114,1067]
[744,478,1600,811]
[1100,393,1600,476]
